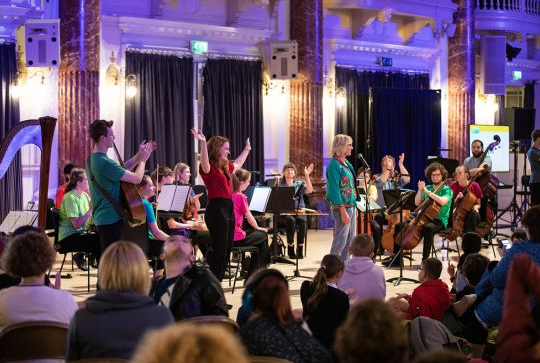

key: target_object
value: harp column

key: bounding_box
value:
[58,0,100,180]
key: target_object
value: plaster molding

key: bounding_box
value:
[329,38,438,59]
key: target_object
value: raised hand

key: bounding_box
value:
[399,153,405,165]
[244,137,251,151]
[139,142,154,162]
[304,163,314,176]
[191,128,206,142]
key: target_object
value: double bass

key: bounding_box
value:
[396,184,444,251]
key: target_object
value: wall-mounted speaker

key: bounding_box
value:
[480,36,506,95]
[269,41,298,80]
[23,20,60,67]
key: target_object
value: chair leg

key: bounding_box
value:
[71,252,74,271]
[454,238,461,257]
[59,254,68,275]
[232,252,242,294]
[86,254,91,292]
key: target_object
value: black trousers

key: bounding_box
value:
[205,198,235,281]
[147,239,165,271]
[189,229,211,257]
[531,183,540,207]
[394,219,444,261]
[279,215,307,246]
[233,230,270,277]
[463,210,481,234]
[58,232,101,261]
[96,220,123,254]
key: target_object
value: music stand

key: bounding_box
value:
[384,190,420,286]
[266,186,296,265]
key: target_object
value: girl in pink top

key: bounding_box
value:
[232,169,270,278]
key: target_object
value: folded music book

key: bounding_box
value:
[0,210,38,234]
[157,184,191,213]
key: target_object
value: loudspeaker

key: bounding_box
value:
[23,20,60,67]
[269,41,298,80]
[480,36,506,95]
[504,108,536,140]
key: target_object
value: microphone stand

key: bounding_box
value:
[357,153,372,234]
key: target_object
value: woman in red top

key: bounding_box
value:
[191,129,251,281]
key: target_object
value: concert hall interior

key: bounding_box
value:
[1,0,540,362]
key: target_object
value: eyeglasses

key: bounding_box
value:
[431,173,442,177]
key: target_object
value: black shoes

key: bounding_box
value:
[382,256,401,267]
[296,245,304,259]
[287,246,297,259]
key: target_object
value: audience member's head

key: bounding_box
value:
[462,253,490,287]
[522,205,540,241]
[350,234,375,257]
[161,235,195,268]
[412,350,467,363]
[244,269,296,326]
[461,232,482,254]
[1,230,55,278]
[131,323,248,363]
[10,225,42,238]
[511,227,528,242]
[308,254,345,310]
[335,299,407,363]
[63,162,80,182]
[98,241,150,295]
[420,258,442,281]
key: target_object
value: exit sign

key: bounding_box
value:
[191,40,208,54]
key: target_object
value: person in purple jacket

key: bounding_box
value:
[338,234,386,303]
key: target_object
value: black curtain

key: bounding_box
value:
[0,43,21,222]
[335,67,430,172]
[524,81,536,109]
[370,88,441,184]
[125,52,194,175]
[202,59,264,181]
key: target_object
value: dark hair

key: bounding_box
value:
[63,162,80,181]
[422,258,442,280]
[424,162,448,180]
[88,119,113,143]
[282,163,298,175]
[335,299,407,363]
[511,227,528,242]
[351,234,374,257]
[151,166,174,184]
[232,169,251,192]
[207,136,230,171]
[1,231,56,277]
[11,225,42,238]
[308,254,344,310]
[461,253,490,287]
[532,130,540,142]
[65,168,86,193]
[457,232,482,270]
[454,165,470,179]
[250,270,296,326]
[412,350,467,363]
[138,175,152,190]
[521,205,540,241]
[471,139,484,149]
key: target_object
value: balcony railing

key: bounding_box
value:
[475,0,540,16]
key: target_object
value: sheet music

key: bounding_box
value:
[356,196,382,212]
[0,211,19,234]
[249,187,272,213]
[0,211,38,234]
[157,184,190,212]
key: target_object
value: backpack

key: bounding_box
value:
[408,316,461,356]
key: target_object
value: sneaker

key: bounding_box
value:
[73,253,88,271]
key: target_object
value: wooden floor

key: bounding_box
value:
[56,221,507,319]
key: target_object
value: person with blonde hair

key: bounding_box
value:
[132,323,248,363]
[326,134,356,259]
[66,241,173,360]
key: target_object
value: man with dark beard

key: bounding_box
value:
[464,140,492,177]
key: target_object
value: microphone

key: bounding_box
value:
[438,148,452,152]
[250,170,260,175]
[356,153,370,170]
[265,173,281,177]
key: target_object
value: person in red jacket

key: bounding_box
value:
[388,258,450,321]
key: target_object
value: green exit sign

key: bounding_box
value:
[191,40,208,54]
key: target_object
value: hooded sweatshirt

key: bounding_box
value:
[406,279,450,321]
[338,256,386,302]
[66,290,173,361]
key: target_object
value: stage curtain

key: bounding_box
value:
[335,68,430,173]
[202,59,264,181]
[125,52,194,174]
[369,88,441,184]
[0,43,22,222]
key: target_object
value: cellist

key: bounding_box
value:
[449,165,483,233]
[388,163,453,265]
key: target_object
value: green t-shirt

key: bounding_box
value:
[421,184,454,227]
[86,152,126,226]
[59,190,92,241]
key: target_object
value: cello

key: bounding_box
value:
[396,184,444,251]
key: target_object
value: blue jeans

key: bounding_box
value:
[330,206,357,260]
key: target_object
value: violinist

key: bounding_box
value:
[357,168,377,202]
[370,154,411,255]
[464,140,492,176]
[449,165,483,233]
[411,163,453,262]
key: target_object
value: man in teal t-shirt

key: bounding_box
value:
[86,119,154,252]
[413,162,453,261]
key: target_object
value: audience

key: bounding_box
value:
[412,350,467,363]
[239,269,332,363]
[475,205,540,327]
[66,241,173,360]
[389,258,450,321]
[334,299,407,363]
[496,254,540,363]
[447,232,482,293]
[131,323,248,363]
[338,233,386,302]
[149,235,228,321]
[0,229,78,332]
[300,254,349,350]
[498,227,528,258]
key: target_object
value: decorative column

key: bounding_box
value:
[58,0,100,180]
[290,0,324,192]
[448,0,475,162]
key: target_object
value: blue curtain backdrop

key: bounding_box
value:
[335,67,430,173]
[369,88,441,184]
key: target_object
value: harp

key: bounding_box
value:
[0,116,56,230]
